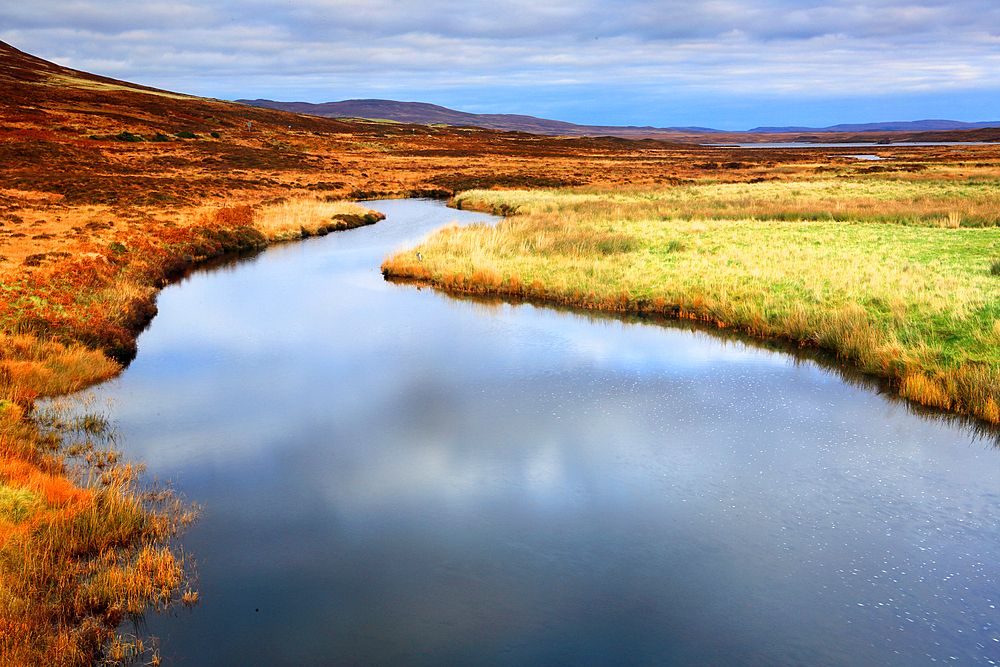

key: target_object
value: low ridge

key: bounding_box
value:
[238,97,1000,139]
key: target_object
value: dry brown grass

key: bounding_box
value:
[253,197,383,241]
[0,335,119,406]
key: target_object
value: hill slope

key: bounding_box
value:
[236,98,718,137]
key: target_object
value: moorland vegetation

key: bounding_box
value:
[3,36,1000,665]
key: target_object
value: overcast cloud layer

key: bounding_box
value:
[3,0,999,129]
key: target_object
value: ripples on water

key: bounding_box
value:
[92,199,1000,666]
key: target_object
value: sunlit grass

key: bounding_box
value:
[254,197,383,241]
[387,180,1000,422]
[42,73,197,101]
[455,179,1000,228]
[0,335,119,405]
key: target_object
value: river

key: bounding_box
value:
[93,199,1000,666]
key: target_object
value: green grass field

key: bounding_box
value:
[383,179,1000,423]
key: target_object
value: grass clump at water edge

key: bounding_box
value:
[254,198,385,242]
[0,387,198,667]
[383,182,1000,424]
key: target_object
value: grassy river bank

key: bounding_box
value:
[382,178,1000,425]
[0,198,382,666]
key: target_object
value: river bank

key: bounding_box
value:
[89,197,1000,666]
[0,196,382,666]
[382,181,1000,425]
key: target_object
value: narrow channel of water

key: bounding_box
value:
[93,199,1000,666]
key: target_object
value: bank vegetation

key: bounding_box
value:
[383,179,1000,424]
[1,196,380,665]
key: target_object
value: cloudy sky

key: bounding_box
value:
[3,0,999,129]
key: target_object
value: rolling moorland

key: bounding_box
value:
[2,36,1000,664]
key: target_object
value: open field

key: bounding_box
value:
[383,175,1000,424]
[4,35,1000,664]
[454,178,1000,228]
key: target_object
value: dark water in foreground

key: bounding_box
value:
[91,199,1000,666]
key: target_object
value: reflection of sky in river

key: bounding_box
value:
[90,200,1000,666]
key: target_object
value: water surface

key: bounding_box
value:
[95,199,1000,666]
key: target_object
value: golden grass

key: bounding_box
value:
[0,390,198,667]
[253,198,383,241]
[386,180,1000,423]
[0,335,119,406]
[455,179,1000,228]
[43,73,198,101]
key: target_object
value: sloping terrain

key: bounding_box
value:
[3,35,998,288]
[0,39,742,215]
[3,35,998,355]
[237,97,717,137]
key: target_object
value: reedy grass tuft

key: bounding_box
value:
[0,393,198,667]
[0,335,119,406]
[254,197,384,241]
[387,181,1000,423]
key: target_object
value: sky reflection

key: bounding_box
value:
[88,199,1000,666]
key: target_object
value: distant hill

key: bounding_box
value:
[749,120,1000,133]
[236,99,718,138]
[237,99,1000,138]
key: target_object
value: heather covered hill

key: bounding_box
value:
[237,97,717,138]
[749,120,1000,133]
[0,39,719,210]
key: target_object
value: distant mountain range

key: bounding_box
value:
[750,120,1000,133]
[237,99,1000,138]
[235,99,717,137]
